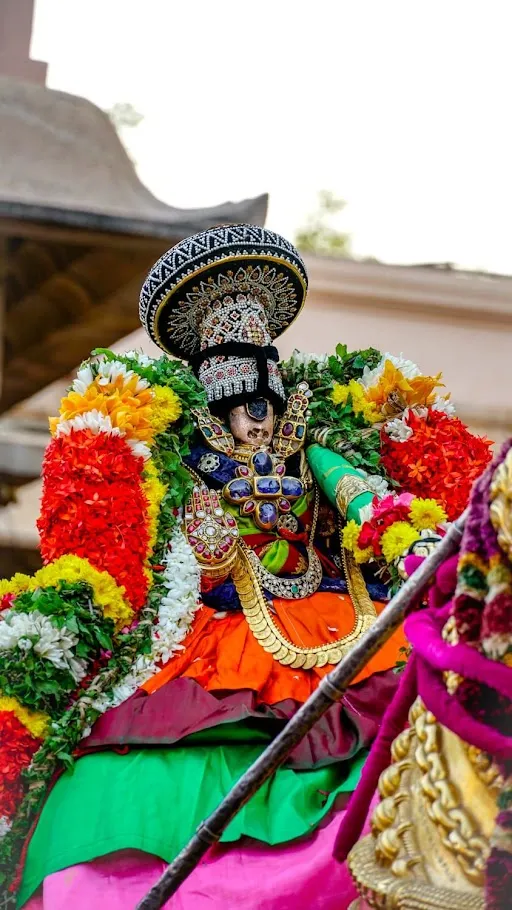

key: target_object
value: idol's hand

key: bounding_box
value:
[184,484,239,577]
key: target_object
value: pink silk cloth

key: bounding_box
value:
[23,808,364,910]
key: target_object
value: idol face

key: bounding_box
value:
[228,400,274,447]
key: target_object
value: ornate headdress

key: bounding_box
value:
[139,224,308,412]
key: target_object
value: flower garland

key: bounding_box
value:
[0,713,40,824]
[281,344,492,575]
[446,440,512,909]
[0,578,118,716]
[92,526,200,713]
[342,493,448,587]
[0,349,206,894]
[380,409,492,520]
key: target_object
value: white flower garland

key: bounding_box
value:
[0,816,11,840]
[360,352,422,388]
[91,526,200,717]
[72,360,150,394]
[123,350,156,368]
[286,349,329,372]
[0,611,87,684]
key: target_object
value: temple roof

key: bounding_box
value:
[0,76,267,414]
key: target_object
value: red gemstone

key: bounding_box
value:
[212,424,222,436]
[242,500,256,514]
[225,536,232,546]
[214,548,223,559]
[220,541,230,553]
[282,422,293,437]
[275,464,285,475]
[279,499,291,512]
[238,466,249,476]
[226,515,236,526]
[196,542,205,553]
[189,536,197,545]
[203,551,212,560]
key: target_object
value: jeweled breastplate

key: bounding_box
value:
[223,449,304,531]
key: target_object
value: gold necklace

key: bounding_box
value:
[231,500,379,669]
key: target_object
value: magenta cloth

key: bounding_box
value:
[405,610,512,700]
[417,660,512,761]
[333,656,417,862]
[22,808,366,910]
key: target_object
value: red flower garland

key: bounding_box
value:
[38,430,151,611]
[482,592,512,642]
[381,410,492,520]
[0,712,39,820]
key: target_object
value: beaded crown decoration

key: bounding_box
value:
[139,225,308,412]
[139,224,308,359]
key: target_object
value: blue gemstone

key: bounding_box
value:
[255,477,280,496]
[256,501,278,529]
[252,451,273,475]
[227,478,252,500]
[296,424,305,439]
[281,477,303,498]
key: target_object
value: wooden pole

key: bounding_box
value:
[136,510,467,910]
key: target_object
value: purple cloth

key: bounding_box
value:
[83,672,400,769]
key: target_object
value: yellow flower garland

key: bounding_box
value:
[143,459,168,556]
[150,385,182,436]
[0,695,49,739]
[341,520,374,564]
[0,574,31,600]
[381,522,420,563]
[409,498,447,532]
[1,557,133,630]
[331,380,381,424]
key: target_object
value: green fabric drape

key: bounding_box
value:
[306,444,373,523]
[18,722,367,907]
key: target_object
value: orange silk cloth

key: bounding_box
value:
[143,591,407,706]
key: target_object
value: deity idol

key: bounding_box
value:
[0,226,494,909]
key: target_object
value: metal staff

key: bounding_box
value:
[136,511,467,910]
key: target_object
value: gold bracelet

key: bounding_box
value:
[335,474,371,517]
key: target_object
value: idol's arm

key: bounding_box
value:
[306,443,373,524]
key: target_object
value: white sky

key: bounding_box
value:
[31,0,512,273]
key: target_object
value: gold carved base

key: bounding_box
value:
[348,697,500,909]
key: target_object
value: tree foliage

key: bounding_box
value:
[295,190,351,257]
[107,102,144,131]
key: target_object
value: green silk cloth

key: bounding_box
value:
[18,722,367,907]
[306,444,373,524]
[224,490,312,574]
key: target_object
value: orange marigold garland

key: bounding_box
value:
[38,430,151,611]
[381,410,492,521]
